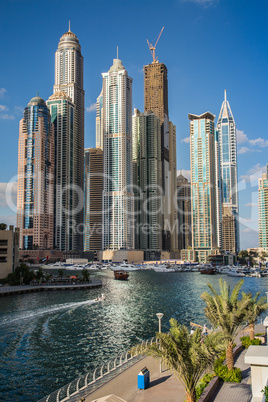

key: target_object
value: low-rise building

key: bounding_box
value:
[0,225,20,279]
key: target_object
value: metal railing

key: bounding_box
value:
[38,336,156,402]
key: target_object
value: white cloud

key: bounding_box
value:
[248,137,268,147]
[236,129,248,144]
[14,106,24,113]
[181,0,217,6]
[240,163,266,184]
[86,103,96,113]
[0,88,7,98]
[237,128,268,152]
[181,136,190,144]
[245,202,258,207]
[238,146,250,155]
[0,105,8,112]
[177,169,191,181]
[0,114,15,120]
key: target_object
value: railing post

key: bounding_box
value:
[100,365,103,377]
[114,358,117,369]
[107,361,110,373]
[93,367,97,382]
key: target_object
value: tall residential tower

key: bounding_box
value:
[102,58,134,250]
[217,90,239,253]
[189,112,218,262]
[258,165,268,248]
[53,26,85,250]
[47,91,77,251]
[132,109,162,251]
[17,97,54,250]
[144,60,177,251]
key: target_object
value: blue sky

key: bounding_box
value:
[0,0,267,249]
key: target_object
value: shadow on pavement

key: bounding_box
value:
[148,375,172,388]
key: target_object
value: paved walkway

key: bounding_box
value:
[85,356,185,402]
[210,348,251,402]
[83,324,265,402]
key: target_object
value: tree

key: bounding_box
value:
[144,318,224,402]
[35,268,44,282]
[243,292,268,340]
[81,269,90,282]
[0,223,7,230]
[58,269,64,278]
[201,279,250,370]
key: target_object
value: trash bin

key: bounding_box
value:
[137,367,150,389]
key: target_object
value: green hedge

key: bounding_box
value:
[240,336,262,348]
[213,351,242,383]
[196,373,215,400]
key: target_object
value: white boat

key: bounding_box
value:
[227,269,245,277]
[94,293,106,302]
[65,264,87,271]
[153,264,176,273]
[117,262,140,271]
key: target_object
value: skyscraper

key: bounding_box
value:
[217,90,239,253]
[47,91,77,251]
[169,121,178,251]
[132,108,162,250]
[102,58,134,250]
[17,96,54,250]
[258,165,268,248]
[144,61,177,251]
[84,148,103,251]
[96,89,103,149]
[53,26,85,250]
[189,112,218,262]
[177,174,192,250]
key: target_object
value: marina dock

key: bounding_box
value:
[0,280,102,296]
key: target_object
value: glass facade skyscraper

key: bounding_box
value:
[258,165,268,248]
[84,148,103,251]
[102,58,134,250]
[17,97,54,250]
[96,89,103,150]
[53,27,84,251]
[47,91,77,251]
[217,91,239,253]
[144,61,177,251]
[189,112,218,262]
[132,109,162,250]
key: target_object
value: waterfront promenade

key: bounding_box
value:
[82,324,265,402]
[0,280,102,296]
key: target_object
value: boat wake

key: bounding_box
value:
[0,299,97,326]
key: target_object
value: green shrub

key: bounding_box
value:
[196,373,215,400]
[255,333,265,336]
[214,364,242,382]
[240,336,262,348]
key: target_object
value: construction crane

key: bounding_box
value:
[146,26,164,63]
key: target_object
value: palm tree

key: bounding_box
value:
[144,318,224,402]
[201,279,250,370]
[242,292,268,340]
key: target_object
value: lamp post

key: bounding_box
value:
[156,313,163,373]
[156,313,163,333]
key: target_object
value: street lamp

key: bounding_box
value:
[156,313,164,373]
[156,313,163,333]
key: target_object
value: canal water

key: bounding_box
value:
[0,270,267,401]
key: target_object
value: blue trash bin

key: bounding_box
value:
[137,367,150,389]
